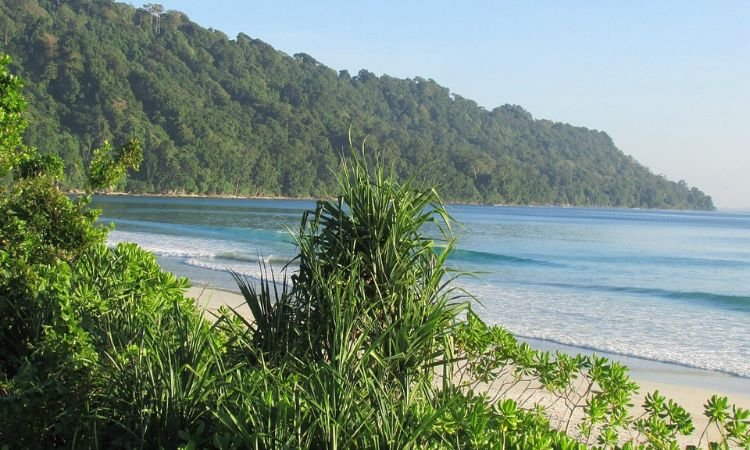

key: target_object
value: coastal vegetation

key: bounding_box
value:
[1,57,748,448]
[0,0,714,209]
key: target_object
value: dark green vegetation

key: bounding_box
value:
[0,0,714,209]
[2,59,748,448]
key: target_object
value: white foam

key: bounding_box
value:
[108,230,294,262]
[462,279,750,377]
[109,230,229,258]
[183,258,295,282]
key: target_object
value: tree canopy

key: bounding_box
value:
[0,0,714,209]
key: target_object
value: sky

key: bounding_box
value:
[155,1,749,208]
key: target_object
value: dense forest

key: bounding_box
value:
[0,0,714,209]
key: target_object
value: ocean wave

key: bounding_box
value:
[184,258,296,281]
[467,282,750,379]
[511,334,750,379]
[535,282,750,311]
[211,252,294,265]
[108,230,295,262]
[102,217,289,243]
[560,253,750,269]
[109,231,218,258]
[448,248,559,267]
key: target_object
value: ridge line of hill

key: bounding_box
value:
[0,0,714,210]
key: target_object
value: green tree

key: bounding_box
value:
[0,54,27,177]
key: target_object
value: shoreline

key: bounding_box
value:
[185,284,749,445]
[79,190,317,202]
[186,285,253,320]
[84,190,722,212]
[519,335,750,439]
[519,335,750,396]
[187,283,750,394]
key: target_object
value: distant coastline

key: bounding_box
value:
[81,190,722,212]
[70,189,316,202]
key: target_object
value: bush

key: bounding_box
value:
[1,54,220,448]
[77,244,222,448]
[217,150,467,447]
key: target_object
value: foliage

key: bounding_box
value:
[0,0,714,209]
[1,55,220,448]
[0,243,220,448]
[17,151,64,179]
[87,138,143,191]
[75,243,222,448]
[452,310,750,449]
[0,175,105,266]
[0,54,27,178]
[291,148,464,365]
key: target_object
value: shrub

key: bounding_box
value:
[78,244,222,448]
[0,55,219,448]
[218,150,469,447]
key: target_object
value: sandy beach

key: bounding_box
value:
[187,285,253,321]
[187,284,750,447]
[523,337,750,437]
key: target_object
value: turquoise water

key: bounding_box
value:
[96,196,750,378]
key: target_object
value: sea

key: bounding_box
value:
[96,196,750,380]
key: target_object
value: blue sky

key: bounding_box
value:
[155,1,749,208]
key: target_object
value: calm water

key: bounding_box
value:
[95,196,750,378]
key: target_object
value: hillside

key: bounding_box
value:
[0,0,714,209]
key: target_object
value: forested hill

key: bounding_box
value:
[0,1,714,209]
